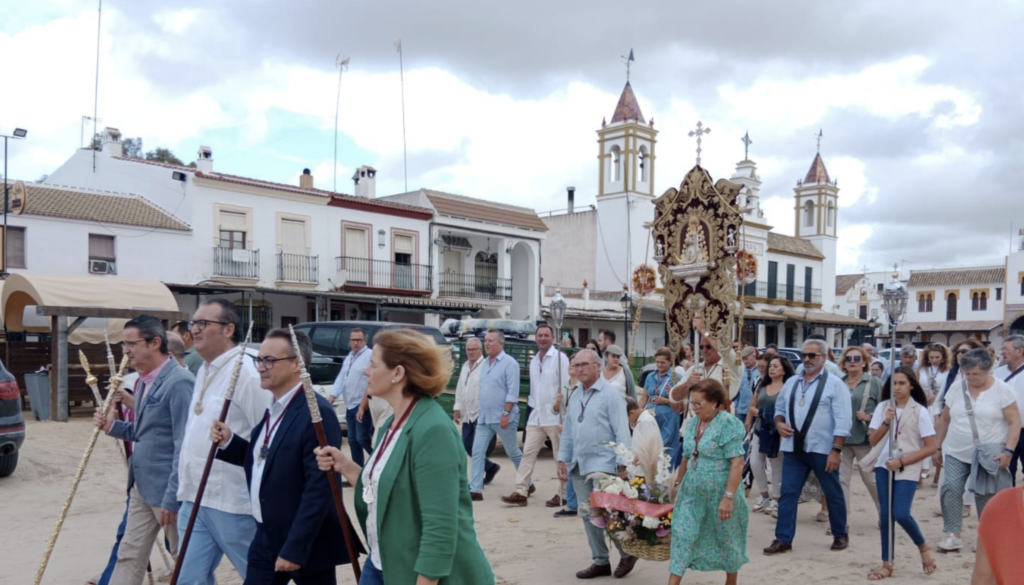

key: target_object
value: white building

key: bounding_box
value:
[896,266,1007,347]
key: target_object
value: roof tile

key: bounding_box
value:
[424,190,548,231]
[10,182,190,231]
[804,153,830,184]
[836,274,865,295]
[610,82,646,125]
[907,267,1005,288]
[767,232,825,259]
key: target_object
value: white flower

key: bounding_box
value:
[642,515,661,530]
[603,483,623,496]
[623,486,639,499]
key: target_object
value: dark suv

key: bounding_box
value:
[292,321,448,375]
[0,359,25,477]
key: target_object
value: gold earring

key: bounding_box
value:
[391,378,398,384]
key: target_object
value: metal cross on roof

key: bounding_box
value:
[816,128,823,153]
[741,131,753,160]
[688,121,711,166]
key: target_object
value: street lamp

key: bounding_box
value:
[881,263,908,568]
[620,285,631,361]
[2,127,28,278]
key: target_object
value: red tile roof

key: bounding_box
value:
[423,189,548,231]
[804,153,830,184]
[610,82,646,125]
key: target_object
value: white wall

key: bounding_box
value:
[906,282,1004,323]
[541,209,598,290]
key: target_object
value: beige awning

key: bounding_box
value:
[1,274,181,344]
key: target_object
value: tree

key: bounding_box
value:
[145,148,185,166]
[122,137,143,159]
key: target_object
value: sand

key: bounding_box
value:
[2,415,975,585]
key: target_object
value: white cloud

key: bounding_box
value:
[152,9,198,35]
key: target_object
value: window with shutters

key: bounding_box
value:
[217,209,249,249]
[393,232,416,289]
[342,224,370,285]
[280,218,307,254]
[6,226,25,269]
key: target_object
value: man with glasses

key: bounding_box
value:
[995,335,1024,484]
[174,299,269,585]
[94,316,194,585]
[764,339,852,555]
[557,349,636,579]
[329,329,374,469]
[454,337,501,487]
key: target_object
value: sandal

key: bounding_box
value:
[920,544,937,575]
[868,565,893,580]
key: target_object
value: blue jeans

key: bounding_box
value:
[461,419,498,478]
[98,497,131,585]
[358,558,384,585]
[1009,433,1024,486]
[572,471,628,565]
[469,422,523,493]
[175,500,256,584]
[875,469,925,562]
[775,451,848,544]
[565,473,578,511]
[346,407,375,467]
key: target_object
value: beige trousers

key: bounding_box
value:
[840,443,881,515]
[750,433,784,499]
[109,485,179,585]
[514,425,565,498]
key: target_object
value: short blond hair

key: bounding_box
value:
[373,329,454,398]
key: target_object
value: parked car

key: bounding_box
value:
[0,358,25,477]
[293,321,448,360]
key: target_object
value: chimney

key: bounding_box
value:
[567,186,575,214]
[101,127,123,157]
[196,146,213,172]
[352,165,377,198]
[299,168,314,190]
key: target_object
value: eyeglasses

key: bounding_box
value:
[844,355,863,363]
[574,362,598,369]
[690,401,705,408]
[801,352,820,360]
[701,345,714,350]
[121,338,152,349]
[189,320,228,332]
[250,355,298,370]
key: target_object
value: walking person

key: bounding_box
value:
[746,355,795,517]
[763,339,852,555]
[502,324,569,507]
[865,366,938,580]
[172,320,204,375]
[329,329,374,468]
[552,353,581,518]
[735,347,759,425]
[453,337,501,486]
[601,344,636,400]
[993,335,1024,485]
[838,346,882,521]
[668,379,749,585]
[641,348,682,462]
[933,339,985,507]
[556,349,637,579]
[933,348,1021,552]
[918,343,951,483]
[469,330,526,500]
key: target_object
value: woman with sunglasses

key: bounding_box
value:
[746,355,795,517]
[838,346,882,524]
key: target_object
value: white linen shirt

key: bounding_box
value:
[527,346,571,427]
[178,345,270,514]
[942,378,1017,464]
[993,363,1024,427]
[249,384,302,524]
[331,346,372,410]
[453,356,484,423]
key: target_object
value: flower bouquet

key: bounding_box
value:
[589,414,675,561]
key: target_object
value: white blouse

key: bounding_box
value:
[603,368,627,398]
[942,379,1016,464]
[361,428,403,570]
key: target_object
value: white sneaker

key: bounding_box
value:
[766,500,778,517]
[753,494,771,512]
[938,534,963,551]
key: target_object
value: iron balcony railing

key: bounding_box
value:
[277,252,319,283]
[213,247,259,279]
[336,256,432,292]
[439,271,512,301]
[737,280,822,304]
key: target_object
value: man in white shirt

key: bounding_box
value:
[454,337,500,485]
[175,299,269,584]
[501,324,570,507]
[995,334,1024,484]
[329,329,373,467]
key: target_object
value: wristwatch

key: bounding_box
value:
[723,491,734,500]
[831,446,843,454]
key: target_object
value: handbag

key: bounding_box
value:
[960,377,1012,492]
[755,404,780,457]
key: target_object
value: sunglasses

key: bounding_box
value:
[801,352,820,360]
[844,355,863,363]
[701,345,714,350]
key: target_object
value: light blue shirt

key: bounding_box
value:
[558,377,632,476]
[331,346,371,410]
[775,369,852,456]
[477,351,520,425]
[736,365,758,416]
[795,359,843,378]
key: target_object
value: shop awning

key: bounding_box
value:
[896,320,1003,334]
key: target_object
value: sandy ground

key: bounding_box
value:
[3,415,976,585]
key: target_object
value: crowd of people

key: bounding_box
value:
[83,301,1024,584]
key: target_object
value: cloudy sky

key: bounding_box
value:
[2,0,1023,275]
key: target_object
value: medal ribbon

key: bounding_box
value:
[260,389,304,460]
[368,397,420,482]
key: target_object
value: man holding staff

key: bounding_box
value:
[175,299,270,584]
[93,316,194,585]
[211,328,357,584]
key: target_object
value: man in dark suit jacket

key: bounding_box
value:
[211,328,361,584]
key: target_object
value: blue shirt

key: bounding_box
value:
[736,365,758,416]
[477,351,521,424]
[775,370,852,456]
[331,346,371,410]
[557,377,632,476]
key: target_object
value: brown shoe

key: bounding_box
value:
[831,536,849,551]
[470,492,483,501]
[576,564,612,579]
[613,555,637,578]
[546,494,565,508]
[500,492,528,506]
[528,484,537,496]
[763,540,793,555]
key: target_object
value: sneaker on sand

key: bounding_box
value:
[768,501,779,518]
[937,534,963,551]
[753,495,771,513]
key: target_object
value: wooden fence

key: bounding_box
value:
[1,342,126,416]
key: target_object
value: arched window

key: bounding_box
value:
[946,292,957,321]
[926,294,933,312]
[827,202,835,228]
[474,250,498,294]
[972,292,979,311]
[638,145,649,183]
[980,291,988,311]
[918,295,925,313]
[610,145,622,182]
[803,200,815,228]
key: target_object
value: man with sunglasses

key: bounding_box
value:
[764,339,852,555]
[670,315,742,405]
[174,299,270,584]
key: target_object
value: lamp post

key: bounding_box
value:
[2,127,28,278]
[881,263,908,568]
[915,325,922,346]
[551,288,567,394]
[620,286,631,362]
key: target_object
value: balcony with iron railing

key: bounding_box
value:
[213,247,259,279]
[439,272,512,301]
[737,280,822,305]
[277,252,319,283]
[336,257,432,293]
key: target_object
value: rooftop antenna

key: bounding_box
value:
[816,128,823,153]
[333,54,349,193]
[395,39,408,192]
[621,48,635,81]
[91,0,103,172]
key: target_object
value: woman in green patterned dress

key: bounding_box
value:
[668,379,748,585]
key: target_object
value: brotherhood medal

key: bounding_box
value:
[258,445,269,463]
[363,482,376,504]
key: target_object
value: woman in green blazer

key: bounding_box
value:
[316,329,494,585]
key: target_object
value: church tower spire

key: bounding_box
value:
[794,146,840,316]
